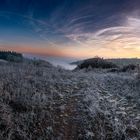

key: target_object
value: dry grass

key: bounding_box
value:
[0,61,139,140]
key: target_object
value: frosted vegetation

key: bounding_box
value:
[0,57,140,140]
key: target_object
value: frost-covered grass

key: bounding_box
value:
[0,61,139,140]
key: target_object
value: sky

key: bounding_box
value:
[0,0,140,61]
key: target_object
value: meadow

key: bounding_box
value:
[0,57,140,140]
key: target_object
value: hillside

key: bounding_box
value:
[71,58,140,67]
[0,60,140,139]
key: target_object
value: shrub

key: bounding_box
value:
[109,64,137,73]
[108,68,120,72]
[120,64,137,72]
[137,65,140,79]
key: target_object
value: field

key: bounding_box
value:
[0,60,140,140]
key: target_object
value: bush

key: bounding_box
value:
[108,68,120,72]
[137,65,140,79]
[76,57,117,70]
[120,64,137,72]
[109,64,137,73]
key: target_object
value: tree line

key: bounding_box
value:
[0,51,23,62]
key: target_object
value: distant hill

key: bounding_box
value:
[75,57,117,70]
[71,58,140,67]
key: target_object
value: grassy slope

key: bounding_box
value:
[0,61,140,140]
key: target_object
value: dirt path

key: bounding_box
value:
[51,87,87,140]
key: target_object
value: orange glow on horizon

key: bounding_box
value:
[0,43,140,59]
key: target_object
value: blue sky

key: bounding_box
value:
[0,0,140,59]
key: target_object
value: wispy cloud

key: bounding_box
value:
[63,15,140,58]
[1,1,140,58]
